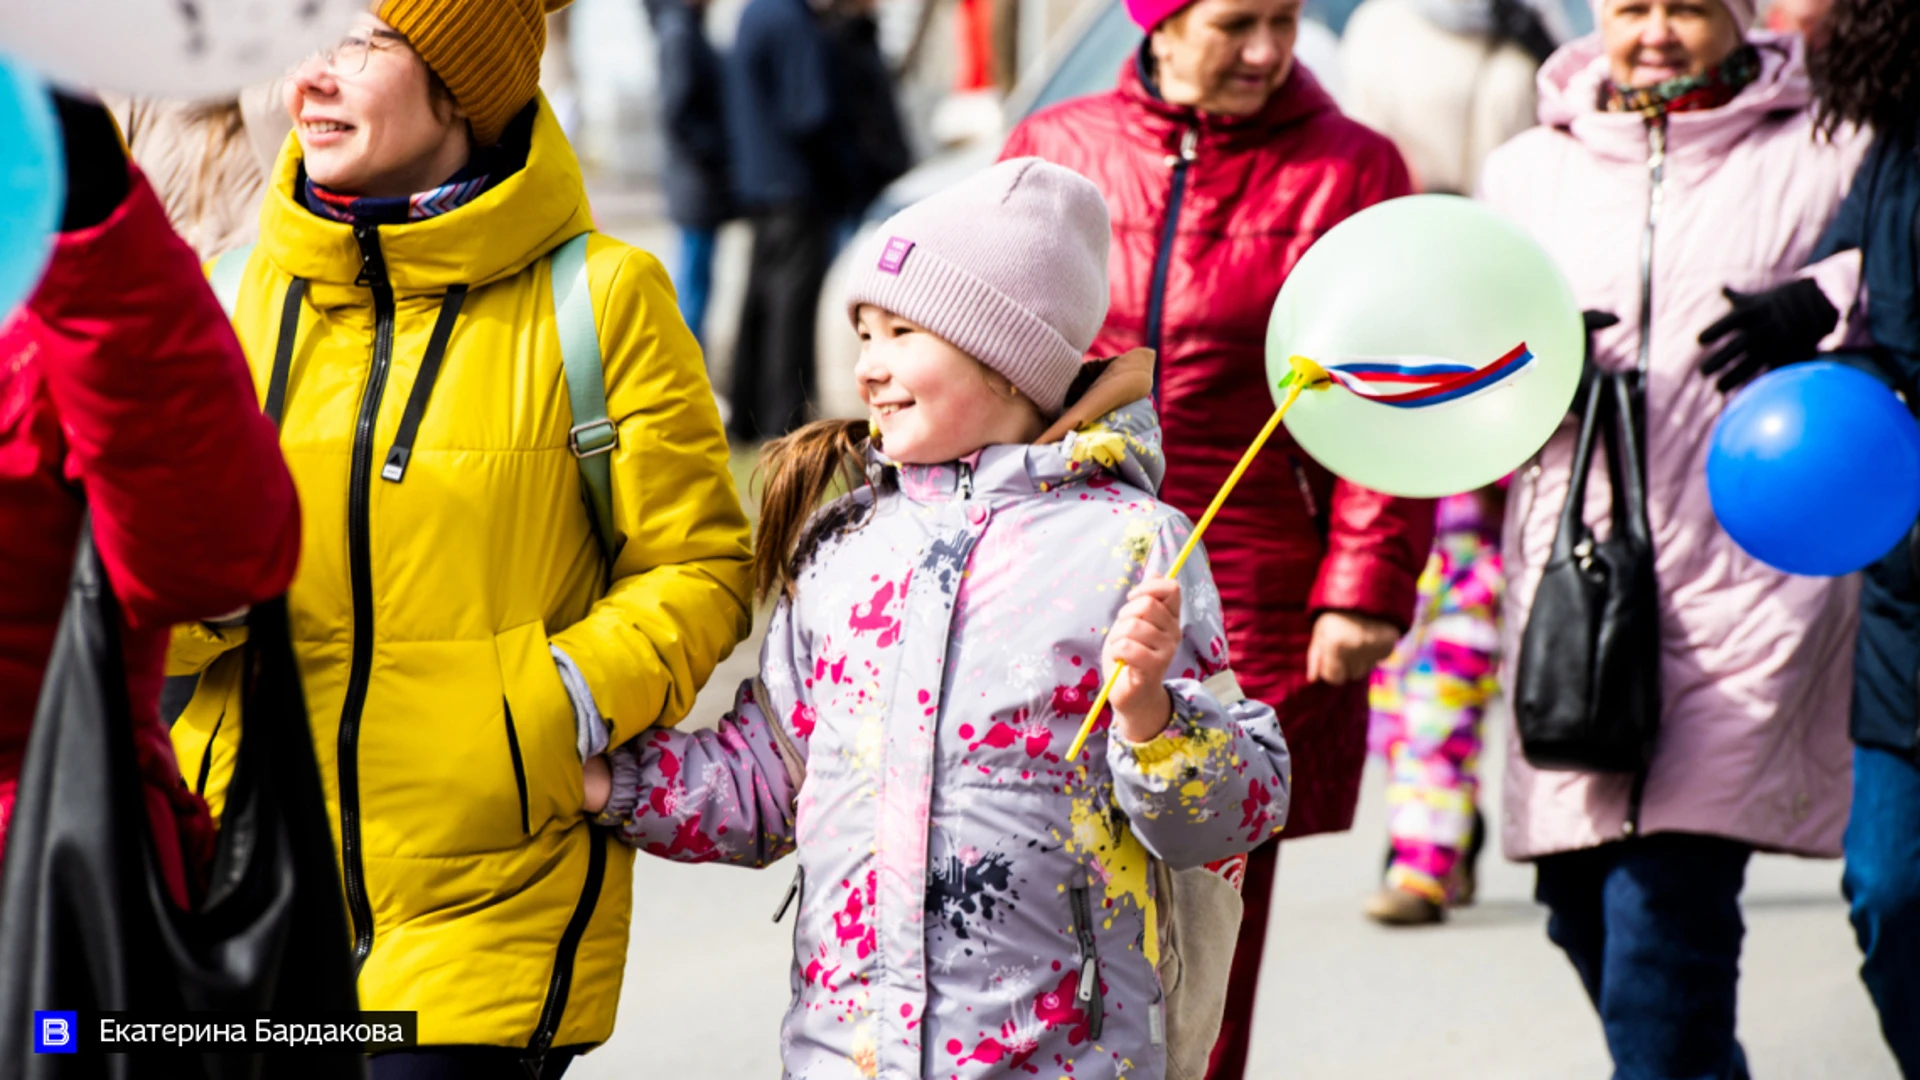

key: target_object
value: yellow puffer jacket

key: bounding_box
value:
[167,100,753,1052]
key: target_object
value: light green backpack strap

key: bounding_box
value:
[209,241,255,317]
[548,232,622,566]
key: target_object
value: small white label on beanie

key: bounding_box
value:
[878,237,915,275]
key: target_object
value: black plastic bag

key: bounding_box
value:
[0,528,363,1079]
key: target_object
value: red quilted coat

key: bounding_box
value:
[1004,56,1435,837]
[0,168,301,902]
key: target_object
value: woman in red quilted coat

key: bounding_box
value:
[0,96,301,907]
[1002,0,1434,1073]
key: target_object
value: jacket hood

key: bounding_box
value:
[880,397,1167,503]
[258,93,593,305]
[1117,43,1338,149]
[1534,31,1811,164]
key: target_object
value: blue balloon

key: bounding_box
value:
[0,53,63,322]
[1708,361,1920,577]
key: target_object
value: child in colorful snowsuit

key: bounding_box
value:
[585,158,1292,1078]
[1365,489,1502,923]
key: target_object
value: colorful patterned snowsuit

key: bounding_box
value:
[1368,492,1502,903]
[600,401,1292,1078]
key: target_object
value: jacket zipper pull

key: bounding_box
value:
[352,223,388,289]
[1165,126,1199,168]
[957,461,974,500]
[1077,955,1098,1002]
[772,867,801,923]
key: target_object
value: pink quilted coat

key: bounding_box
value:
[1479,32,1869,861]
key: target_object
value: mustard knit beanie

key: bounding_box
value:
[375,0,573,146]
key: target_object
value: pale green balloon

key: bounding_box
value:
[1266,194,1584,498]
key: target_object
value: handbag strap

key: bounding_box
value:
[1604,371,1654,548]
[1552,370,1656,559]
[1551,369,1612,559]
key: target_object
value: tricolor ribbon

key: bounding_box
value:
[1064,341,1531,763]
[1301,342,1535,408]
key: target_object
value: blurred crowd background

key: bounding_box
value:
[526,0,1831,435]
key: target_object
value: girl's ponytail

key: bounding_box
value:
[753,419,874,603]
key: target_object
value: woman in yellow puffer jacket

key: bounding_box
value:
[165,2,752,1075]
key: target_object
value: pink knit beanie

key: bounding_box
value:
[1125,0,1189,31]
[844,158,1111,417]
[1588,0,1754,29]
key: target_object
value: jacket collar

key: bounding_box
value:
[1534,31,1811,167]
[878,398,1167,506]
[258,92,595,308]
[1115,41,1338,154]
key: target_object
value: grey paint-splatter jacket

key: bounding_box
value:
[599,400,1291,1078]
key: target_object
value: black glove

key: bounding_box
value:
[1568,310,1620,417]
[1697,280,1838,393]
[51,92,129,233]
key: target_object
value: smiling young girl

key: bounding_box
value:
[584,158,1291,1078]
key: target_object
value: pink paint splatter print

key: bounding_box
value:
[833,871,879,960]
[1035,967,1092,1046]
[850,577,906,648]
[967,708,1052,759]
[954,1022,1039,1072]
[1241,778,1278,839]
[1050,666,1101,716]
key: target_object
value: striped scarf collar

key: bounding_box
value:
[299,104,534,226]
[1602,45,1762,119]
[302,164,497,225]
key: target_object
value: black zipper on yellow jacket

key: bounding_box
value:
[526,835,607,1066]
[341,222,397,969]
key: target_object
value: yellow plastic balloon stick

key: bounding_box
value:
[1064,357,1326,761]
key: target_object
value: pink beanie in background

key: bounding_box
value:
[1125,0,1190,32]
[1588,0,1755,30]
[843,157,1111,418]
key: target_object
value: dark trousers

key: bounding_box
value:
[1535,833,1753,1080]
[370,1044,585,1080]
[731,204,828,441]
[1844,744,1920,1076]
[1203,840,1279,1080]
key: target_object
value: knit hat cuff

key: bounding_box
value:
[847,246,1083,416]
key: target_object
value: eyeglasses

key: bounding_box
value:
[316,28,407,77]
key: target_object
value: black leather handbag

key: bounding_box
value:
[1515,371,1661,773]
[0,527,363,1080]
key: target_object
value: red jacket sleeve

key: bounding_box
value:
[29,166,299,630]
[1306,138,1434,630]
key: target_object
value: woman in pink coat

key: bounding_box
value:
[1478,0,1865,1074]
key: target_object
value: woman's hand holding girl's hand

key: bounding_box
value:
[1103,578,1182,745]
[583,754,611,816]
